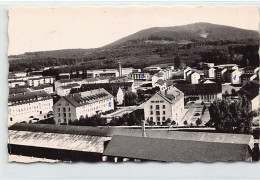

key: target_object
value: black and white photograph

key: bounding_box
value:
[7,6,260,163]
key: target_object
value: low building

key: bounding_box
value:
[154,79,167,91]
[54,79,75,90]
[53,88,114,125]
[8,80,27,88]
[103,135,252,162]
[174,83,222,102]
[9,86,30,95]
[204,67,216,79]
[87,69,119,78]
[230,69,242,84]
[56,83,80,96]
[8,123,254,162]
[30,84,54,94]
[131,72,150,81]
[8,91,53,125]
[241,74,257,87]
[27,76,54,87]
[243,66,259,75]
[144,86,184,125]
[215,68,227,82]
[189,72,200,84]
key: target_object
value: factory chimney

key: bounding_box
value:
[118,62,122,77]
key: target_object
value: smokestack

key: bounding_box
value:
[141,120,146,137]
[118,62,122,77]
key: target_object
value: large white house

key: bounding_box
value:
[53,88,114,125]
[8,91,53,125]
[144,86,184,125]
[56,83,81,96]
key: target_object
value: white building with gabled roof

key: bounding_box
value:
[144,86,184,125]
[53,88,114,125]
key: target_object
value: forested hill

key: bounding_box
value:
[9,22,259,72]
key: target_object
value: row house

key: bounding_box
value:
[152,69,172,86]
[55,79,77,90]
[144,86,184,125]
[53,88,114,125]
[204,67,216,79]
[9,80,27,88]
[8,91,53,125]
[27,76,54,87]
[56,83,81,96]
[131,72,150,81]
[174,83,222,103]
[30,84,54,94]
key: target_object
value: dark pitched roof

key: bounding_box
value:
[174,83,222,95]
[103,135,251,162]
[59,88,113,107]
[9,87,30,95]
[155,79,165,86]
[58,79,74,83]
[59,83,80,89]
[8,91,52,104]
[241,74,256,78]
[30,84,53,90]
[238,82,259,100]
[79,84,120,97]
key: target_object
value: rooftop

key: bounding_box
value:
[103,135,251,162]
[174,83,222,95]
[59,83,80,89]
[238,82,259,100]
[8,91,51,105]
[60,88,113,107]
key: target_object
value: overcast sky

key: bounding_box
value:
[8,6,259,55]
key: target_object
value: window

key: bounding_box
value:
[162,117,165,121]
[63,108,66,111]
[58,108,60,112]
[156,117,160,121]
[10,118,12,121]
[68,108,70,111]
[150,117,153,121]
[150,111,153,115]
[156,111,160,115]
[163,111,165,115]
[63,113,66,117]
[58,118,61,122]
[156,105,159,110]
[162,105,165,109]
[68,113,71,117]
[58,113,60,117]
[66,103,69,106]
[151,101,155,103]
[150,105,153,109]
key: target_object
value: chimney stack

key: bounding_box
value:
[118,62,122,77]
[141,120,146,137]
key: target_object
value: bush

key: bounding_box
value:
[165,118,171,124]
[171,120,176,125]
[183,120,188,125]
[196,118,202,126]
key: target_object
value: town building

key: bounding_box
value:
[87,69,119,78]
[243,66,259,75]
[240,74,257,87]
[144,86,184,125]
[183,67,191,80]
[27,76,54,87]
[215,68,227,82]
[54,79,76,90]
[8,91,53,125]
[174,83,222,102]
[189,72,200,84]
[238,80,259,111]
[131,72,150,81]
[154,79,167,91]
[103,135,252,162]
[82,77,110,84]
[204,67,216,79]
[9,86,30,95]
[8,80,27,88]
[53,88,114,125]
[230,69,242,84]
[8,123,254,162]
[56,83,81,96]
[30,84,54,94]
[58,73,70,79]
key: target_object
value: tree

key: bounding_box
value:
[196,118,202,126]
[183,120,188,125]
[208,95,254,134]
[165,118,171,124]
[171,120,176,125]
[124,92,138,106]
[231,88,237,96]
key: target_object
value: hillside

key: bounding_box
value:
[9,22,259,72]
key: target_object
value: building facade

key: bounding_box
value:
[144,86,184,125]
[8,91,53,125]
[53,88,114,125]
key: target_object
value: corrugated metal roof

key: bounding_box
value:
[9,130,110,153]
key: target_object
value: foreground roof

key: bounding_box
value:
[174,83,222,95]
[103,135,251,162]
[9,123,253,147]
